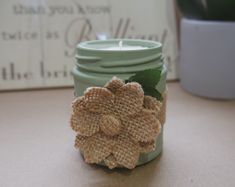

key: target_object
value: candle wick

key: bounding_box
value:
[119,41,123,49]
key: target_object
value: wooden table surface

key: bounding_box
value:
[1,82,235,187]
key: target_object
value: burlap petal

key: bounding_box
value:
[72,97,86,113]
[70,110,100,136]
[143,96,162,114]
[104,154,118,169]
[114,82,144,117]
[112,135,140,169]
[83,87,114,114]
[80,133,114,164]
[124,110,161,142]
[75,134,88,149]
[70,112,79,132]
[139,140,156,153]
[104,77,125,94]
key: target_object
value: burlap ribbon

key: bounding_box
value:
[70,77,166,169]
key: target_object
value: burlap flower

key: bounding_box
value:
[71,77,163,169]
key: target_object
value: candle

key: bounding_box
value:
[105,40,148,51]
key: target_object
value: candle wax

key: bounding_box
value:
[105,46,148,51]
[104,40,148,51]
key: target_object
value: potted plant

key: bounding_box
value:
[177,0,235,99]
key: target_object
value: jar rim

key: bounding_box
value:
[75,39,164,74]
[77,39,162,52]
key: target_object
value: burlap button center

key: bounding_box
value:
[100,115,121,136]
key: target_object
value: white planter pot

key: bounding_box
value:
[180,18,235,99]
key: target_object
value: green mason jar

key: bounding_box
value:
[72,39,167,166]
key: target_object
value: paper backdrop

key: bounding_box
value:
[0,0,178,90]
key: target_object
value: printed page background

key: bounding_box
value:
[0,0,178,90]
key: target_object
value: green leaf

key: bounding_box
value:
[177,0,235,21]
[142,86,163,101]
[125,68,163,101]
[177,0,207,20]
[206,0,235,21]
[126,68,162,87]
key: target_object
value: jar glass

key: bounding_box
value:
[72,39,167,166]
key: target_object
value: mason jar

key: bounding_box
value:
[72,39,167,166]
